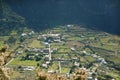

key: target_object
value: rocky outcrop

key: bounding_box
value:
[0,46,13,80]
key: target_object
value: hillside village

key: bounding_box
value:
[0,25,120,80]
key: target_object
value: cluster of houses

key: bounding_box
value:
[81,49,107,65]
[21,31,35,37]
[14,28,116,80]
[42,33,61,42]
[41,44,52,68]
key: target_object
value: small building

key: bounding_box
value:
[87,77,98,80]
[46,61,50,64]
[48,70,55,73]
[43,48,49,53]
[71,47,75,51]
[42,64,47,68]
[53,48,58,52]
[44,55,50,61]
[28,31,34,35]
[67,24,74,27]
[97,58,107,65]
[82,51,89,56]
[21,33,27,37]
[42,33,61,42]
[92,54,98,58]
[74,61,79,67]
[16,51,23,55]
[23,66,35,71]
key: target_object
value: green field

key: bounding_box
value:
[28,40,45,48]
[2,25,120,79]
[9,58,38,66]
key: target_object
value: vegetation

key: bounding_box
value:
[0,25,120,79]
[28,40,44,48]
[10,58,38,66]
[0,41,3,49]
[7,36,17,44]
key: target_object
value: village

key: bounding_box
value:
[0,25,120,80]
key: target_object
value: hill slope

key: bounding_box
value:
[0,0,26,35]
[5,0,120,34]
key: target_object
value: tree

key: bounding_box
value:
[19,37,25,43]
[7,36,16,44]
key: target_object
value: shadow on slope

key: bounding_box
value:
[3,0,120,35]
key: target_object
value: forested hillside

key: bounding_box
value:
[0,0,26,35]
[0,0,120,35]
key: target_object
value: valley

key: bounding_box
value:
[0,25,120,80]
